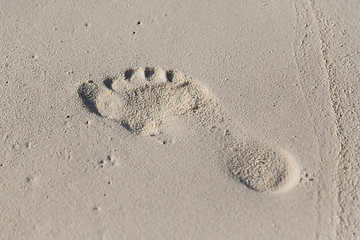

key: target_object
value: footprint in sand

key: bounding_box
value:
[77,67,300,192]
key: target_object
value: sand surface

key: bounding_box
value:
[1,0,359,239]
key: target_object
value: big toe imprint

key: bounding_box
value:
[77,67,300,193]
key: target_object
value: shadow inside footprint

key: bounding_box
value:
[103,77,114,90]
[77,81,101,116]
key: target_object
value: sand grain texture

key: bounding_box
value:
[0,0,359,239]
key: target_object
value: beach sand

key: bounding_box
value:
[0,0,359,239]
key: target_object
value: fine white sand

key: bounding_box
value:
[1,0,359,239]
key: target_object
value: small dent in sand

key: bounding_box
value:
[99,154,120,168]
